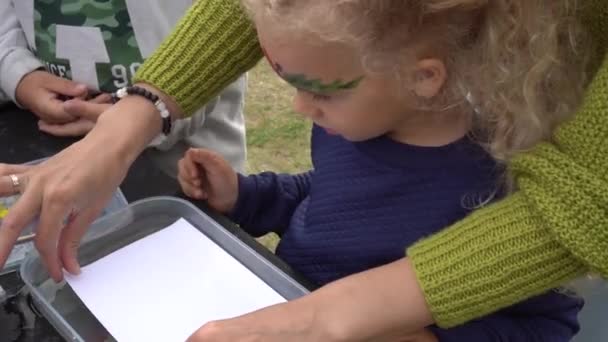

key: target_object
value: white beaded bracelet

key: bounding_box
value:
[112,86,172,135]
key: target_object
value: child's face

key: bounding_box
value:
[257,25,419,142]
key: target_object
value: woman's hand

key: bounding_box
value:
[187,258,435,342]
[0,131,129,281]
[0,87,170,281]
[186,298,323,342]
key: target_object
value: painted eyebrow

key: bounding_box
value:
[282,72,363,93]
[262,46,363,94]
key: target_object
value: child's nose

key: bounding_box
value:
[293,93,322,119]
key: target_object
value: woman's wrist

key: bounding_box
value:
[304,258,434,342]
[91,95,162,167]
[133,82,183,119]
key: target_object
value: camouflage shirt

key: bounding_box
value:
[14,0,191,92]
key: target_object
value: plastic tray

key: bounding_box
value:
[1,158,128,274]
[20,196,309,342]
[572,278,608,341]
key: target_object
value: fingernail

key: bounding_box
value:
[63,100,74,109]
[75,84,87,92]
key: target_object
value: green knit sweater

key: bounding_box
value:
[135,0,608,328]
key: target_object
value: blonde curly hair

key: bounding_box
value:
[243,0,592,166]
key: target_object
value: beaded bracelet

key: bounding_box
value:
[112,86,172,135]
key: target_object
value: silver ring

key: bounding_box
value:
[9,174,20,189]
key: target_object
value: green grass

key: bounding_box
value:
[244,61,312,251]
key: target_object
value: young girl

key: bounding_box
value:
[179,1,589,340]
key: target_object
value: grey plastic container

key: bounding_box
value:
[572,278,608,342]
[1,157,128,274]
[20,196,309,342]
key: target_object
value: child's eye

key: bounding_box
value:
[311,93,332,102]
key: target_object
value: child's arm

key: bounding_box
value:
[177,148,312,237]
[229,171,313,237]
[428,291,583,342]
[0,1,43,103]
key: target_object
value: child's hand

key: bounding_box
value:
[178,148,238,214]
[15,70,88,123]
[37,94,112,137]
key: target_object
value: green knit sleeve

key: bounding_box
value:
[133,0,263,116]
[408,50,608,328]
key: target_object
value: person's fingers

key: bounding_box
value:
[34,97,77,124]
[190,149,235,184]
[177,165,205,200]
[90,93,113,104]
[182,150,202,180]
[186,321,221,342]
[180,179,206,199]
[45,76,88,98]
[190,149,228,174]
[177,158,189,180]
[63,99,110,122]
[178,157,201,185]
[59,201,106,275]
[0,163,31,176]
[0,164,32,196]
[189,148,232,185]
[38,119,95,137]
[0,184,41,270]
[36,184,76,282]
[189,148,217,163]
[0,173,28,197]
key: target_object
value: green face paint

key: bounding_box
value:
[262,47,363,94]
[281,73,363,93]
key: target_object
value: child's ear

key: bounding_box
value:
[412,58,446,99]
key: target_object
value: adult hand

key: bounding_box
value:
[15,70,88,124]
[187,301,435,342]
[0,91,165,282]
[38,94,113,137]
[0,134,128,281]
[0,81,177,283]
[188,258,435,342]
[186,299,326,342]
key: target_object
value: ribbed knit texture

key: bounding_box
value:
[134,0,606,329]
[409,0,608,328]
[133,0,262,116]
[232,125,502,286]
[231,126,582,341]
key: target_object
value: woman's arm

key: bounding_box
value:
[188,258,434,342]
[188,71,608,336]
[409,50,608,327]
[134,0,262,116]
[188,4,608,338]
[0,0,261,278]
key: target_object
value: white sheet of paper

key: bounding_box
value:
[65,218,286,342]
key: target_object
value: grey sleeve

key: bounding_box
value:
[0,0,43,104]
